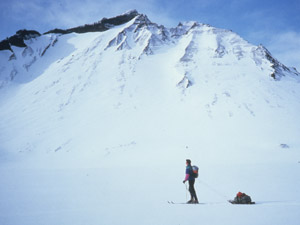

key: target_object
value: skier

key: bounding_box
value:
[183,159,199,204]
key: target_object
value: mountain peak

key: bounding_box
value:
[44,10,140,36]
[0,10,299,81]
[97,9,140,27]
[0,9,300,167]
[121,9,139,17]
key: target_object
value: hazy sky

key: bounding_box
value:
[1,0,299,70]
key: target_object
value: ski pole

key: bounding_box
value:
[185,183,188,201]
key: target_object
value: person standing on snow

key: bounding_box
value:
[183,159,199,204]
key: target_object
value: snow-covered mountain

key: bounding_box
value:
[0,10,300,225]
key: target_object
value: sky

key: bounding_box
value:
[0,0,299,70]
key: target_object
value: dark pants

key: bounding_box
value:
[188,180,198,201]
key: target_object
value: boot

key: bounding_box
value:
[193,199,199,204]
[187,199,193,204]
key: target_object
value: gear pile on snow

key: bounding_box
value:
[229,192,255,204]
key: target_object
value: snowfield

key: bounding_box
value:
[0,11,300,225]
[1,159,300,225]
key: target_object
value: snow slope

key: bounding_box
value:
[0,10,300,225]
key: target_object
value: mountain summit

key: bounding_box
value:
[0,10,299,156]
[1,10,298,83]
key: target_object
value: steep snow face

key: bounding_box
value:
[0,12,299,162]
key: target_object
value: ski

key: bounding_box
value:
[168,201,202,205]
[168,201,232,205]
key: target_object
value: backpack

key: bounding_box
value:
[192,165,199,178]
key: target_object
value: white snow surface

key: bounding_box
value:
[0,14,300,225]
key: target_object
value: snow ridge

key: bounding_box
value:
[1,10,299,87]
